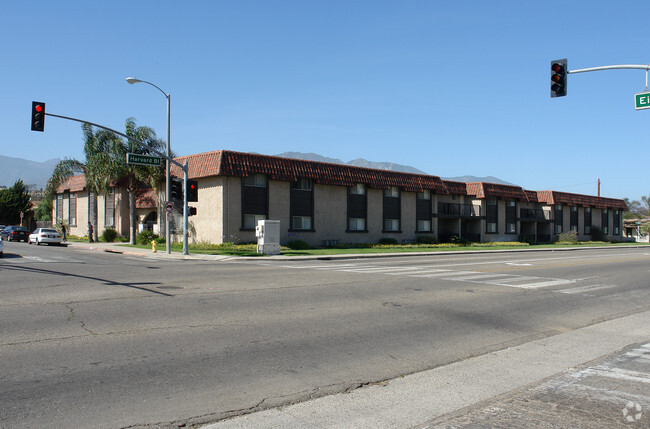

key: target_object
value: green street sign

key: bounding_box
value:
[634,92,650,110]
[126,153,162,166]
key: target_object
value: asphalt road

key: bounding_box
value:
[1,242,648,428]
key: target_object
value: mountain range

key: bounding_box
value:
[0,155,61,190]
[0,152,515,190]
[275,152,516,186]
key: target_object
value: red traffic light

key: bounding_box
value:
[35,104,43,113]
[550,59,567,98]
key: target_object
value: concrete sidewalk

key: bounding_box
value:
[200,311,650,429]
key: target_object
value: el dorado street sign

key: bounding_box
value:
[635,92,650,110]
[126,153,162,166]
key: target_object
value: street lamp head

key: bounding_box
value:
[125,77,142,84]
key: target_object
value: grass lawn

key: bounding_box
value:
[110,240,647,257]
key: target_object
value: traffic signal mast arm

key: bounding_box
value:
[568,64,650,90]
[44,112,183,169]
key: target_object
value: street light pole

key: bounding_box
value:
[125,77,172,254]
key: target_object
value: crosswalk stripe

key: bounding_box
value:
[557,284,617,295]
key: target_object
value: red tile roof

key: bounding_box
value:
[172,150,450,193]
[57,175,86,193]
[62,150,627,211]
[536,190,627,210]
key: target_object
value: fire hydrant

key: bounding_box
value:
[151,240,158,253]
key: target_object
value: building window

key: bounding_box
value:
[244,214,266,229]
[69,193,77,226]
[290,179,313,231]
[241,175,268,230]
[613,210,620,235]
[486,198,497,233]
[242,174,267,187]
[56,194,63,221]
[570,206,578,232]
[554,205,563,234]
[105,189,115,227]
[383,186,400,232]
[602,209,609,235]
[584,207,592,234]
[347,184,367,231]
[416,190,432,232]
[417,219,431,232]
[506,201,516,234]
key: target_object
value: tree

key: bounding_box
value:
[0,180,32,225]
[112,118,167,244]
[45,124,122,241]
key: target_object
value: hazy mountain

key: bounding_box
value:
[0,155,60,189]
[275,152,428,175]
[275,152,516,186]
[443,175,517,186]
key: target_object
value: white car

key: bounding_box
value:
[29,228,63,246]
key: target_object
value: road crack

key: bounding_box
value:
[64,303,98,335]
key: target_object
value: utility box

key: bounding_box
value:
[255,220,281,255]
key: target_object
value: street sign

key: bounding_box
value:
[164,201,174,213]
[634,92,650,110]
[126,153,162,166]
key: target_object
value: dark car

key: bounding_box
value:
[2,226,30,242]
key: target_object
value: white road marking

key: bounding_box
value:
[558,284,618,295]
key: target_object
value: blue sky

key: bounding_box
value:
[3,1,649,201]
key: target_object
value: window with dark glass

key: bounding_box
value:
[506,201,516,234]
[56,194,63,221]
[601,209,609,235]
[241,174,268,229]
[383,186,400,232]
[290,179,313,230]
[416,190,432,232]
[570,206,578,232]
[347,184,367,231]
[613,210,620,235]
[69,193,77,226]
[554,205,563,234]
[105,189,115,227]
[584,207,592,234]
[486,198,498,233]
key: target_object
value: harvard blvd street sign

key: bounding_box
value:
[126,153,162,166]
[635,92,650,110]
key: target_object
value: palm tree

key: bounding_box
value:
[45,124,121,241]
[112,118,167,244]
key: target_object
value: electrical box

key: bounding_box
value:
[256,220,281,255]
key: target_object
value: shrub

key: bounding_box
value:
[558,230,578,244]
[416,236,438,245]
[378,237,399,245]
[137,230,162,245]
[101,227,119,243]
[518,234,536,245]
[286,239,310,250]
[450,236,471,246]
[590,227,605,242]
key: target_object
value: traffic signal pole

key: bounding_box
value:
[40,110,190,255]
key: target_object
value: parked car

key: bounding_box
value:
[29,228,63,246]
[0,236,4,257]
[2,226,30,242]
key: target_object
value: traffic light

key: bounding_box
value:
[170,177,183,203]
[31,101,45,131]
[188,206,197,216]
[187,180,198,202]
[551,59,567,98]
